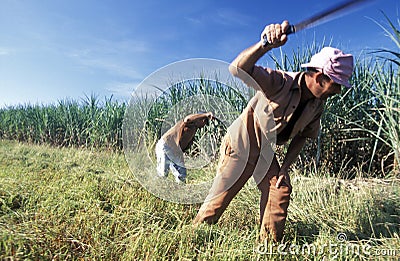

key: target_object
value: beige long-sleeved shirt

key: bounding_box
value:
[161,113,211,152]
[252,67,324,142]
[227,66,324,165]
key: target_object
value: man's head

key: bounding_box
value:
[302,47,354,99]
[192,112,213,128]
[302,47,354,87]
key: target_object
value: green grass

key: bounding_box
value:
[1,140,399,260]
[0,95,126,150]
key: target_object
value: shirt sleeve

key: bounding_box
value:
[250,66,289,98]
[299,111,322,139]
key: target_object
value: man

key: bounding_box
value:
[193,20,353,242]
[156,112,214,183]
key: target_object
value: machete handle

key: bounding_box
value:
[262,24,296,47]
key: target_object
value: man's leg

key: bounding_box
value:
[193,161,256,224]
[170,162,187,183]
[156,140,169,178]
[193,135,257,225]
[258,156,292,242]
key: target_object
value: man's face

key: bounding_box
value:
[316,74,342,100]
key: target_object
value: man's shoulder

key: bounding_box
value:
[162,120,184,138]
[283,71,301,79]
[267,70,302,96]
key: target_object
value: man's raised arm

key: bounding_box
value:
[229,20,290,77]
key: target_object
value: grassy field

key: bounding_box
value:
[1,140,399,260]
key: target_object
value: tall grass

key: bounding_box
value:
[340,13,400,176]
[0,95,125,150]
[0,60,397,176]
[366,13,399,174]
[340,61,399,175]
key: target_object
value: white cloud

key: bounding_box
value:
[0,47,13,56]
[214,8,253,27]
[67,38,150,79]
[76,57,143,79]
[186,8,253,28]
[84,38,150,55]
[105,81,140,100]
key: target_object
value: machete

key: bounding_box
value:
[263,0,373,46]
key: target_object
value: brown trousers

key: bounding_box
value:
[193,135,292,242]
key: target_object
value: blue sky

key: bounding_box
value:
[0,0,397,107]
